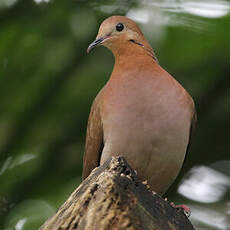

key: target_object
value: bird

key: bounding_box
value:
[83,15,196,196]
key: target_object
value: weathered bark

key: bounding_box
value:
[39,156,195,230]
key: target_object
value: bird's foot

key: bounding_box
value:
[170,202,191,217]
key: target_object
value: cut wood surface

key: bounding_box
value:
[39,156,195,230]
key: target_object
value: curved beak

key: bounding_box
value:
[87,37,104,53]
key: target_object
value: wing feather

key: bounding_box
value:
[82,95,103,180]
[186,108,197,156]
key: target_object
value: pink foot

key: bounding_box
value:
[170,202,191,217]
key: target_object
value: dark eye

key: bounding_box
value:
[116,23,124,32]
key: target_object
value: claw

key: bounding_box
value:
[170,202,191,217]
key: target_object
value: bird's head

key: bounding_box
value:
[87,15,155,58]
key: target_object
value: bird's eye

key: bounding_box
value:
[116,23,124,32]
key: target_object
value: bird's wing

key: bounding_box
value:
[186,109,197,156]
[82,95,104,180]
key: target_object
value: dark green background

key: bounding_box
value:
[0,0,230,229]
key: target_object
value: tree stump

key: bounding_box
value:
[39,156,195,230]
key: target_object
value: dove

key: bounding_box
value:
[83,15,196,195]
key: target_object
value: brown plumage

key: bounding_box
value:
[83,16,196,195]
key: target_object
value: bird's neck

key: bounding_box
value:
[112,41,158,67]
[111,41,158,70]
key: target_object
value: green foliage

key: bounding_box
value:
[0,0,229,229]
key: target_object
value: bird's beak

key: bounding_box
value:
[87,35,112,53]
[87,37,104,53]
